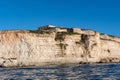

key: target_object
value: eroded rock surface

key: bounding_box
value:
[0,29,120,67]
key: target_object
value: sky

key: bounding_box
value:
[0,0,120,36]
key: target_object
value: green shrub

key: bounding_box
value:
[29,30,50,34]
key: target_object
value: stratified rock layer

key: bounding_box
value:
[0,29,120,67]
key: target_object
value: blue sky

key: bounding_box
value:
[0,0,120,36]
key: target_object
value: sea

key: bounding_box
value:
[0,63,120,80]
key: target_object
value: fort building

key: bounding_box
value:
[38,25,82,34]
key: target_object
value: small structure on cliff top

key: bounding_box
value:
[38,25,55,30]
[38,25,81,33]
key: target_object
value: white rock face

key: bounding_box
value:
[0,30,120,67]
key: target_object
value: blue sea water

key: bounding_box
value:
[0,63,120,80]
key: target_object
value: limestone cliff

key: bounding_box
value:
[0,27,120,67]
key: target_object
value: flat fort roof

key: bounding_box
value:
[47,25,56,27]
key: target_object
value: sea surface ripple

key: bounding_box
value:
[0,63,120,80]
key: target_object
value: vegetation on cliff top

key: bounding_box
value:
[29,30,50,34]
